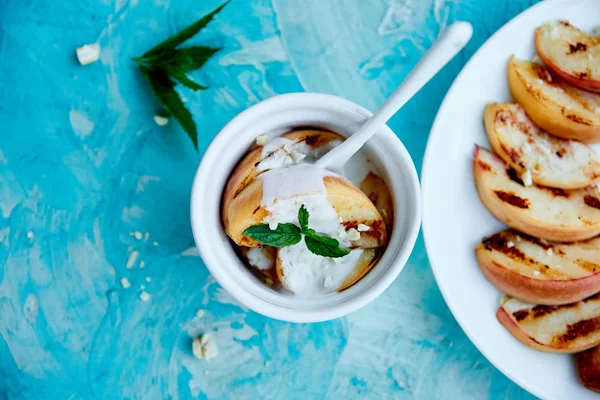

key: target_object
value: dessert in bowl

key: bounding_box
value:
[223,129,390,295]
[191,93,420,322]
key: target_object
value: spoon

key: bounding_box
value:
[316,21,473,174]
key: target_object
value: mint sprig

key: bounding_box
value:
[243,205,351,258]
[240,223,301,248]
[304,234,350,258]
[133,1,229,149]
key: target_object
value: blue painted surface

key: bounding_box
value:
[0,0,541,398]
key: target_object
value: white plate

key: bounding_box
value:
[421,0,600,399]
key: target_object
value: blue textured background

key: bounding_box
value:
[0,0,541,398]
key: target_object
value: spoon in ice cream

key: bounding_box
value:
[316,21,473,174]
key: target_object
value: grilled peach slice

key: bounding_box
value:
[473,146,600,242]
[275,247,381,294]
[498,294,600,353]
[359,172,394,231]
[484,102,600,189]
[221,129,344,229]
[225,164,386,248]
[577,345,600,393]
[536,21,600,93]
[507,57,600,143]
[476,230,600,305]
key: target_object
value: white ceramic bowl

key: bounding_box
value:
[191,93,421,322]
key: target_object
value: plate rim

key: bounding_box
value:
[421,0,588,397]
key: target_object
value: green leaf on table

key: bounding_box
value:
[169,46,221,72]
[243,223,302,248]
[137,46,220,74]
[133,1,228,149]
[139,66,198,148]
[142,1,230,59]
[166,68,208,91]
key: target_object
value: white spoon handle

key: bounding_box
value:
[316,21,473,172]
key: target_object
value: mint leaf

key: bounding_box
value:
[170,46,220,72]
[243,224,301,248]
[134,2,228,149]
[143,1,230,59]
[304,234,351,258]
[298,205,309,231]
[166,69,207,91]
[139,66,197,148]
[138,47,220,75]
[244,205,350,258]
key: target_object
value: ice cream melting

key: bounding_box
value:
[258,155,364,295]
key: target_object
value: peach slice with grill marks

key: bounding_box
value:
[484,102,600,189]
[507,57,600,143]
[536,21,600,93]
[476,230,600,305]
[225,171,386,248]
[498,294,600,353]
[221,129,345,230]
[473,146,600,242]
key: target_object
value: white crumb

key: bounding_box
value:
[533,270,541,276]
[153,241,159,246]
[76,43,100,65]
[347,228,360,241]
[507,241,515,248]
[255,134,268,145]
[264,213,280,231]
[546,248,553,256]
[195,309,205,318]
[26,231,34,239]
[139,291,151,301]
[140,260,145,269]
[357,224,370,232]
[153,115,169,126]
[134,231,143,240]
[145,276,151,282]
[193,334,218,360]
[140,284,145,290]
[290,151,306,164]
[126,250,139,268]
[144,232,150,241]
[323,276,333,288]
[120,277,131,289]
[521,169,533,187]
